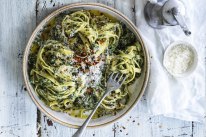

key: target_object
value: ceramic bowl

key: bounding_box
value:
[163,41,198,77]
[23,3,150,128]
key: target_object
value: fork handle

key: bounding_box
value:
[72,92,108,137]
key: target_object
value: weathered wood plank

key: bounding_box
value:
[37,1,114,137]
[193,122,206,137]
[112,0,149,137]
[36,1,82,136]
[79,0,116,135]
[150,117,192,137]
[115,0,135,23]
[114,0,198,137]
[0,1,37,137]
[36,0,83,24]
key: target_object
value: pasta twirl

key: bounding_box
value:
[29,10,144,119]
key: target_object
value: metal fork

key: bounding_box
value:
[72,72,127,137]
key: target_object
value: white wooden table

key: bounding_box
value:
[0,0,205,137]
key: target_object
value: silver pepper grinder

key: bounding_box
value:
[144,0,191,36]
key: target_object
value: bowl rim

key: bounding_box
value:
[23,2,150,128]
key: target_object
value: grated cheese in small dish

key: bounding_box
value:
[163,41,198,77]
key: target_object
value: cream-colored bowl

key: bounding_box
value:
[23,3,150,128]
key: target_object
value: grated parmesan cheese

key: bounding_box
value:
[76,56,105,88]
[164,44,195,75]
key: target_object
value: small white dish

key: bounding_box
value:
[163,41,198,77]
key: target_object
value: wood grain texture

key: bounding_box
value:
[0,1,37,137]
[193,122,206,137]
[0,0,205,137]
